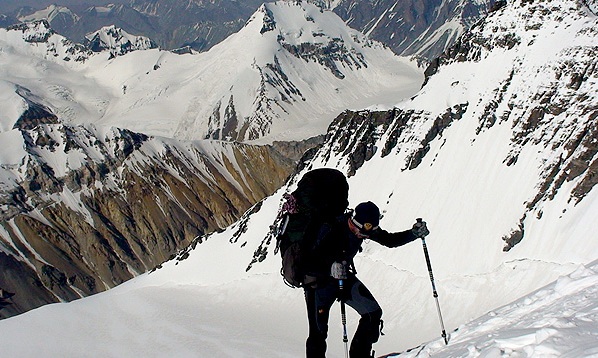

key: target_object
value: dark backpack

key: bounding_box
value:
[276,168,349,287]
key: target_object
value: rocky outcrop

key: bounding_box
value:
[281,38,367,79]
[270,136,326,164]
[84,25,158,58]
[4,20,92,62]
[7,19,54,42]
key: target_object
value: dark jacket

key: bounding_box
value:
[304,214,417,280]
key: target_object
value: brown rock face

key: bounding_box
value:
[0,124,297,318]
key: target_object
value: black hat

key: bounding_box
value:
[352,201,380,232]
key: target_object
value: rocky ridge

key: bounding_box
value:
[4,19,155,62]
[84,25,158,58]
[295,0,597,252]
[0,94,295,318]
[2,1,496,61]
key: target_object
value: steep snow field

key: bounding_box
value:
[1,112,597,355]
[0,184,596,357]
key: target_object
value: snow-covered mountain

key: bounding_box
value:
[4,20,157,60]
[0,83,294,316]
[17,4,79,31]
[0,23,297,316]
[1,1,424,143]
[0,0,595,355]
[3,1,278,54]
[2,0,495,60]
[161,1,422,142]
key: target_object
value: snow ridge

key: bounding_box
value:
[392,260,598,357]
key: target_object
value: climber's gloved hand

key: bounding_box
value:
[331,261,348,280]
[412,219,430,238]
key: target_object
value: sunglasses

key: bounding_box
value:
[350,217,378,237]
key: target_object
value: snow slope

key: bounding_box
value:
[0,186,595,357]
[386,260,598,357]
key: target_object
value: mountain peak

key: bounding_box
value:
[17,4,79,24]
[84,25,158,57]
[174,0,422,142]
[250,1,374,79]
[254,1,372,47]
[7,20,54,43]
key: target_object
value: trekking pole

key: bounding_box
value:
[339,279,349,358]
[417,218,449,345]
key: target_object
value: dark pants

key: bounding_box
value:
[304,277,383,358]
